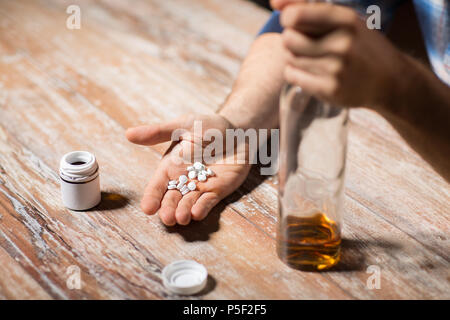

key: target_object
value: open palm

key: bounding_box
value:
[126,114,251,226]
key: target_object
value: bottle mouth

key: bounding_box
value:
[60,151,98,182]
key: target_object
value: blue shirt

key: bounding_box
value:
[258,1,450,85]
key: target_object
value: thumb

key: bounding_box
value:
[126,119,187,146]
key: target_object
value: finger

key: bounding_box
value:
[281,3,359,34]
[191,192,220,221]
[283,28,354,57]
[287,52,342,76]
[282,28,322,57]
[284,64,336,99]
[140,168,168,215]
[270,0,305,11]
[126,118,187,146]
[158,190,182,226]
[175,191,202,225]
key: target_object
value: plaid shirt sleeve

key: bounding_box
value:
[258,0,450,85]
[413,0,450,85]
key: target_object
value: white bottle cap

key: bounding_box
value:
[162,260,208,295]
[59,151,101,211]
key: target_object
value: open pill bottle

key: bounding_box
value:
[59,151,101,211]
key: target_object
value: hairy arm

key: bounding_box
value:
[218,33,287,130]
[125,33,288,225]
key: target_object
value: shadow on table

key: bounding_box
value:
[325,238,403,272]
[194,275,217,296]
[165,201,225,242]
[93,191,129,211]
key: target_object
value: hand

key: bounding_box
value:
[126,114,251,226]
[272,1,408,109]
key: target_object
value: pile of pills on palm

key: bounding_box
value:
[167,162,214,196]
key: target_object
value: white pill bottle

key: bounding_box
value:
[59,151,101,211]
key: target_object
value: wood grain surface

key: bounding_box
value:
[0,0,448,299]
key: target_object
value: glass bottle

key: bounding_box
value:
[277,83,348,271]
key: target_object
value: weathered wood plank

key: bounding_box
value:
[347,115,450,259]
[0,240,52,299]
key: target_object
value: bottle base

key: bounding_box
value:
[276,213,341,271]
[277,246,340,271]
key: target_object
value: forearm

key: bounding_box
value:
[380,54,450,179]
[218,33,286,130]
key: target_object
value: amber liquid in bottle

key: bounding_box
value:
[277,212,341,271]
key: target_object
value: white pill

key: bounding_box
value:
[206,168,214,176]
[180,185,188,193]
[181,188,190,196]
[169,180,177,185]
[187,181,196,191]
[188,170,197,179]
[177,181,186,189]
[179,175,188,184]
[198,174,207,182]
[187,166,194,171]
[200,170,207,176]
[167,184,177,190]
[193,162,204,171]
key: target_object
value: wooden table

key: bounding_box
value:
[0,0,448,300]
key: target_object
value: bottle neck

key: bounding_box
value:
[59,151,99,183]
